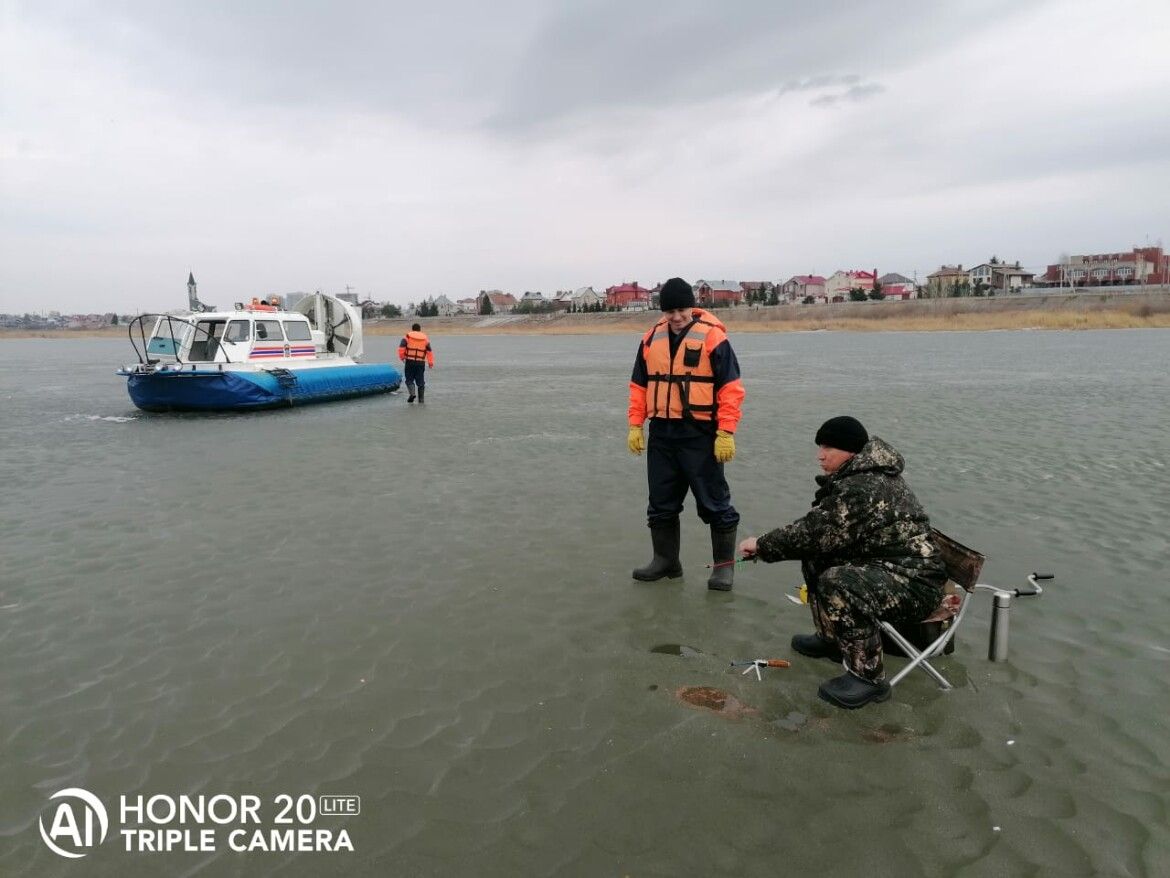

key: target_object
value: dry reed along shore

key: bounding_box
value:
[367,290,1170,336]
[7,290,1169,339]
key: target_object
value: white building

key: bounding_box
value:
[571,286,604,309]
[967,262,1034,293]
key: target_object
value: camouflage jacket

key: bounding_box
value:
[755,437,946,583]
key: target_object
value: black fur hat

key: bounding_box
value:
[659,277,696,311]
[815,416,869,453]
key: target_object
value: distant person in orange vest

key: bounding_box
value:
[398,322,435,403]
[627,277,745,590]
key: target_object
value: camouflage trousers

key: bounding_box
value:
[802,562,943,682]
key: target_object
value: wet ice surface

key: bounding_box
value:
[2,331,1169,876]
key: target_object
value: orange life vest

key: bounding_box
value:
[641,312,726,421]
[401,331,431,363]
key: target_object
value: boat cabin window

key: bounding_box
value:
[190,320,226,362]
[224,320,251,343]
[283,320,312,341]
[255,320,284,341]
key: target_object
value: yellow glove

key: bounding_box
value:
[628,425,645,455]
[714,429,736,463]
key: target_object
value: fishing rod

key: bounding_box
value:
[704,556,758,569]
[702,541,807,603]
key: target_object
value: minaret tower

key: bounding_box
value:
[185,272,214,312]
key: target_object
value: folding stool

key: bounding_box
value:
[882,529,984,690]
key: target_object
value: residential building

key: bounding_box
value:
[967,261,1034,293]
[549,290,575,311]
[781,274,826,302]
[693,279,744,306]
[878,272,918,300]
[571,286,604,310]
[605,282,652,309]
[476,290,517,313]
[456,298,478,313]
[738,281,774,304]
[517,291,548,310]
[824,269,877,300]
[1035,246,1169,288]
[414,295,457,316]
[925,265,968,298]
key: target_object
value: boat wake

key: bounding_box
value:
[68,414,139,423]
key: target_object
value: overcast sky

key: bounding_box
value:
[2,0,1168,312]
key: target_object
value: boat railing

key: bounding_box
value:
[127,315,232,367]
[127,314,156,364]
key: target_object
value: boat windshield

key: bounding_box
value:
[147,320,193,358]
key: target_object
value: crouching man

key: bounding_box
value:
[738,416,947,709]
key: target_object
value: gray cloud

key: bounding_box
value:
[15,0,540,123]
[3,0,1169,313]
[18,0,1037,130]
[486,0,1036,130]
[809,82,886,107]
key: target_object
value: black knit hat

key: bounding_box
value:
[659,277,696,311]
[815,416,869,453]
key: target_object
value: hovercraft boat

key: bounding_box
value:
[117,291,400,412]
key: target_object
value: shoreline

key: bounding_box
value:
[5,290,1168,338]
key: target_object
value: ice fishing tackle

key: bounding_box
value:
[730,658,792,681]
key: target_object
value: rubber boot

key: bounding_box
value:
[817,672,891,709]
[706,525,737,591]
[406,381,416,403]
[632,520,682,581]
[418,386,425,404]
[791,633,843,662]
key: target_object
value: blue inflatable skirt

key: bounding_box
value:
[126,363,402,412]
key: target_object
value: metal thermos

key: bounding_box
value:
[988,591,1012,661]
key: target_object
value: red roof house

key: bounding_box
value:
[605,282,652,309]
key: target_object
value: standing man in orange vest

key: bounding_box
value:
[628,278,745,590]
[398,322,435,403]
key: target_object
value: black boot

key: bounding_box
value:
[418,386,425,404]
[406,382,416,403]
[791,633,843,662]
[632,520,683,581]
[817,672,891,709]
[706,525,737,591]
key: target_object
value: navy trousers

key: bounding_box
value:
[645,420,738,529]
[404,361,426,388]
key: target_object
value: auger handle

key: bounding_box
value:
[1016,572,1053,597]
